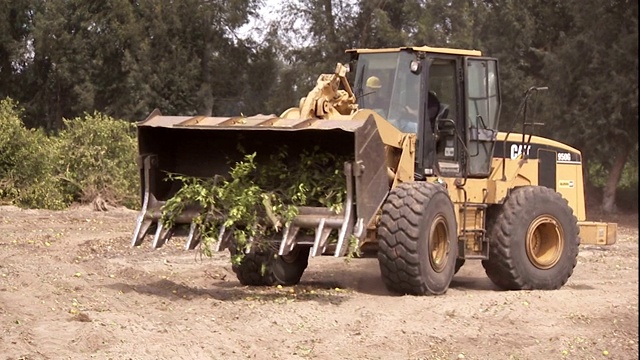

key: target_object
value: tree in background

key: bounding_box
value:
[0,1,35,104]
[1,0,273,128]
[262,0,359,112]
[25,0,150,130]
[537,0,638,212]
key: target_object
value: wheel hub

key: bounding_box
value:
[526,216,564,269]
[429,215,449,273]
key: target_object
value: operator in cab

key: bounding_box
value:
[364,75,388,118]
[393,75,421,133]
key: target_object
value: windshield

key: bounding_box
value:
[355,52,421,132]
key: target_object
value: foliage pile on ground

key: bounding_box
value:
[161,147,349,263]
[0,98,138,209]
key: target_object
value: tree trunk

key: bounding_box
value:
[320,0,337,55]
[601,146,630,213]
[198,12,214,116]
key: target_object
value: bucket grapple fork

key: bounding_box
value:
[131,152,366,257]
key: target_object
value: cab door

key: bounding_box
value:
[465,58,501,177]
[419,56,463,177]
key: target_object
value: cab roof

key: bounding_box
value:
[347,46,482,57]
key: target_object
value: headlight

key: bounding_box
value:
[410,60,421,74]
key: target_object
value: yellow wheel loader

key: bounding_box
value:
[131,46,617,295]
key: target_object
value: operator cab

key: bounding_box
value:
[351,47,501,179]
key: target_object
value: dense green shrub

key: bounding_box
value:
[0,98,68,209]
[0,98,139,210]
[57,112,138,209]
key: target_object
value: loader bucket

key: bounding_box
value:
[131,110,389,257]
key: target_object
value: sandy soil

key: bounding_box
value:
[0,205,637,360]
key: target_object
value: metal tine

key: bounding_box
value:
[152,222,173,249]
[334,162,355,257]
[132,154,160,247]
[311,219,334,257]
[185,222,200,250]
[278,224,300,256]
[132,218,153,247]
[214,224,228,252]
[131,185,154,247]
[334,222,353,257]
[311,218,325,256]
[151,222,163,248]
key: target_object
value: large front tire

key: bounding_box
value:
[482,186,579,290]
[232,246,310,286]
[377,182,458,295]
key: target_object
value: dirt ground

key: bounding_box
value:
[0,205,637,360]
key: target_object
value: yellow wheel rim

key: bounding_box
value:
[525,216,564,269]
[429,215,450,273]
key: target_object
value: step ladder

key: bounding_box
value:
[458,202,489,260]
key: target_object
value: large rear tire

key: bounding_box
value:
[232,246,310,286]
[377,182,458,295]
[481,186,579,290]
